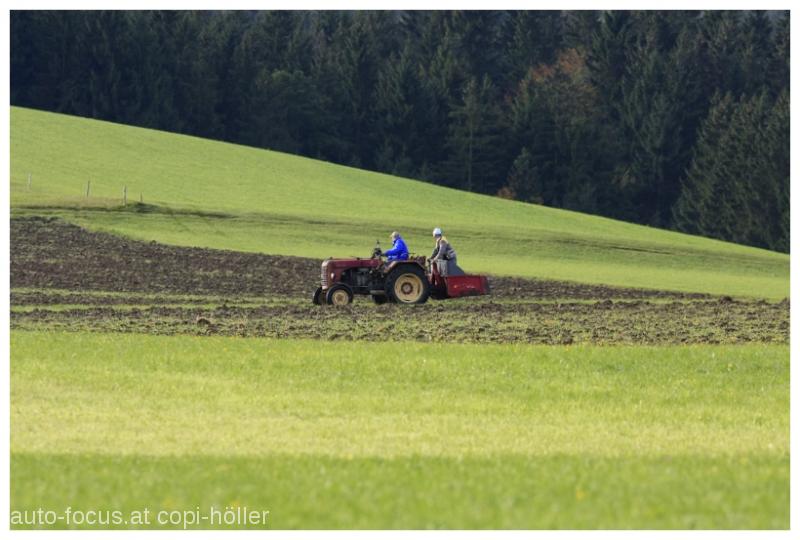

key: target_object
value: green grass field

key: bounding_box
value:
[9,107,790,529]
[10,107,788,298]
[11,332,789,529]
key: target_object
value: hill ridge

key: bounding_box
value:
[10,106,789,298]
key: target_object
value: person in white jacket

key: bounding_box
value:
[430,227,464,276]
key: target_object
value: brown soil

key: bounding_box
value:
[12,217,709,300]
[11,217,317,297]
[10,217,789,345]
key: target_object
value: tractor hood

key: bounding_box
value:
[321,257,382,288]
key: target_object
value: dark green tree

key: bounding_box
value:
[586,10,635,123]
[768,11,790,97]
[374,44,438,177]
[673,91,788,252]
[442,75,506,192]
[505,147,544,204]
[508,10,564,77]
[8,10,790,251]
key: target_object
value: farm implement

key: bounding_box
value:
[312,242,490,305]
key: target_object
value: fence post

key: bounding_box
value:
[85,180,91,199]
[27,173,31,190]
[123,185,127,206]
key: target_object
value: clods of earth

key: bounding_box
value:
[11,217,789,345]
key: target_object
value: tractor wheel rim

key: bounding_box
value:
[394,274,423,303]
[331,290,349,305]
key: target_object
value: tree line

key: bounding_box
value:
[10,11,790,251]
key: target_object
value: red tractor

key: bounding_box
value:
[313,243,490,305]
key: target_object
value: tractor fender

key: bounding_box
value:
[383,260,426,273]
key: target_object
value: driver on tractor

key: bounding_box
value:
[383,231,409,262]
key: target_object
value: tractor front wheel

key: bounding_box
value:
[385,266,430,304]
[312,286,323,305]
[325,284,354,306]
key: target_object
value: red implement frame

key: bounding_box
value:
[429,261,490,299]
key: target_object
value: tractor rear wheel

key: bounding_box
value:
[325,283,353,306]
[385,265,430,304]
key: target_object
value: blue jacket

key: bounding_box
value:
[384,236,409,261]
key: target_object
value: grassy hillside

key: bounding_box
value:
[10,106,788,298]
[11,332,789,529]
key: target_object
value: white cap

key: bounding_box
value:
[432,227,442,237]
